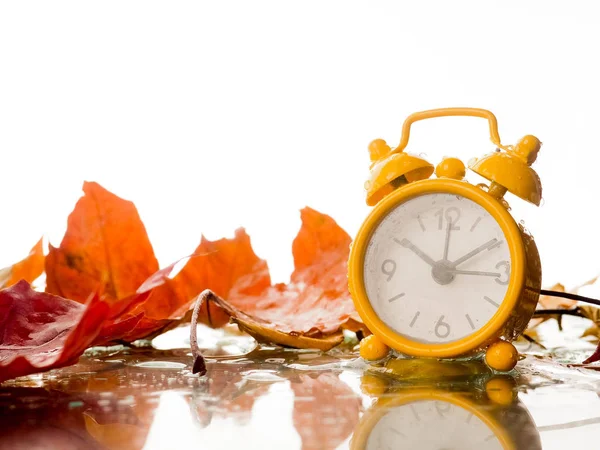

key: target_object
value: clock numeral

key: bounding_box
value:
[381,259,397,281]
[495,261,510,285]
[434,207,461,231]
[435,401,451,418]
[434,315,451,338]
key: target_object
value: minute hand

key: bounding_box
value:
[450,239,498,267]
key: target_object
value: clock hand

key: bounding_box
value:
[447,269,501,277]
[443,222,451,260]
[450,238,498,267]
[394,238,436,267]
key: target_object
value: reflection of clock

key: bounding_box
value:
[351,384,541,450]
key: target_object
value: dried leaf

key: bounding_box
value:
[224,208,363,336]
[0,281,110,383]
[528,283,576,330]
[121,228,272,341]
[579,305,600,324]
[45,181,159,304]
[194,290,344,354]
[190,208,364,355]
[0,238,45,289]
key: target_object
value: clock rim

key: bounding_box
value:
[350,388,515,450]
[348,178,526,358]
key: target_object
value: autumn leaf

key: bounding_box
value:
[211,208,362,336]
[0,281,110,383]
[118,228,272,342]
[45,181,159,304]
[0,238,45,289]
[528,283,577,330]
[190,208,365,366]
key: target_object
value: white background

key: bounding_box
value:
[1,0,599,289]
[2,2,600,448]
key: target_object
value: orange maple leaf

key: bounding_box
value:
[191,208,367,368]
[0,238,45,289]
[45,181,159,303]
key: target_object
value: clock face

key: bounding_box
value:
[365,399,505,450]
[363,193,511,344]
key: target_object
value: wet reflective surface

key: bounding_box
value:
[2,319,600,450]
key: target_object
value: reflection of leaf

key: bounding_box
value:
[84,414,147,450]
[0,238,45,289]
[0,387,102,449]
[291,373,361,450]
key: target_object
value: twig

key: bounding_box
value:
[539,289,600,307]
[190,290,210,376]
[521,333,547,350]
[532,308,584,317]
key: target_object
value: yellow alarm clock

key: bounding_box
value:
[348,108,542,371]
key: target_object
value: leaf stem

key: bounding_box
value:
[539,289,600,307]
[190,290,211,376]
[532,308,584,317]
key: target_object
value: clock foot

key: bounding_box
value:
[359,335,390,361]
[485,340,519,372]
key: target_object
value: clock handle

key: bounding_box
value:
[394,108,510,153]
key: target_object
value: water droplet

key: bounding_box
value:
[265,358,286,364]
[540,198,545,207]
[468,157,478,166]
[134,361,186,370]
[242,370,284,382]
[364,180,372,190]
[419,153,428,158]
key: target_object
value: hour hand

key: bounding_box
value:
[394,238,436,267]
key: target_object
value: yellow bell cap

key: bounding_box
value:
[469,152,542,206]
[365,151,434,206]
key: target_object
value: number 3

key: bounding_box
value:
[495,261,510,285]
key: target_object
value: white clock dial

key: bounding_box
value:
[365,399,504,450]
[363,193,511,344]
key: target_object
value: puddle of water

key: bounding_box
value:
[1,320,600,449]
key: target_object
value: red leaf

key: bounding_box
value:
[0,238,45,289]
[583,344,600,364]
[0,281,110,383]
[45,181,159,304]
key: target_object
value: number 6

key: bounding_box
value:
[435,315,451,338]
